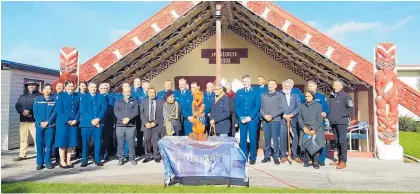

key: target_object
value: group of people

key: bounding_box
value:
[14,74,352,171]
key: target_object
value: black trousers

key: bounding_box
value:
[135,116,144,156]
[144,128,161,159]
[304,149,320,163]
[332,124,348,163]
[230,114,237,137]
[102,122,115,158]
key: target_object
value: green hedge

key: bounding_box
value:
[399,116,420,133]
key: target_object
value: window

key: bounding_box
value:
[23,78,44,93]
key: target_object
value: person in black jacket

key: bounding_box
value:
[328,80,353,169]
[14,81,41,161]
[114,87,139,166]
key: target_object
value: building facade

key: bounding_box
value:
[1,60,59,150]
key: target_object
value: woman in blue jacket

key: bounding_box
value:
[55,80,80,168]
[33,84,56,170]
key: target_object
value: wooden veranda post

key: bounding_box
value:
[215,3,222,83]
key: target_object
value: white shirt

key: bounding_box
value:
[284,91,291,107]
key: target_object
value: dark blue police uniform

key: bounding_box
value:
[204,91,215,130]
[102,93,116,160]
[157,90,169,100]
[33,95,56,168]
[314,92,329,164]
[174,89,193,135]
[80,93,107,165]
[235,87,261,162]
[55,92,80,148]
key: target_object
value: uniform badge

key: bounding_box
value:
[348,100,354,107]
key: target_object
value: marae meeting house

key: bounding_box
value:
[53,1,420,160]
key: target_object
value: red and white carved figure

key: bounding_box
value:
[53,47,79,89]
[374,42,399,144]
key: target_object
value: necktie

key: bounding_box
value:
[150,100,155,121]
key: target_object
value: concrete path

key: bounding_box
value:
[2,148,420,192]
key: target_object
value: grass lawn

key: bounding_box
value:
[1,182,400,193]
[399,132,420,159]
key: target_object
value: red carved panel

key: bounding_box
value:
[118,40,138,56]
[398,80,420,116]
[247,1,266,15]
[266,12,285,28]
[174,1,194,15]
[79,1,195,82]
[331,50,351,69]
[308,35,329,54]
[53,47,79,89]
[138,27,156,42]
[157,12,175,28]
[287,24,306,41]
[353,60,374,85]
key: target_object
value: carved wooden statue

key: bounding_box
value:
[374,43,399,145]
[188,90,207,141]
[52,47,79,90]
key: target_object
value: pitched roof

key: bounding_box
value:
[79,1,199,81]
[1,60,60,76]
[80,1,375,85]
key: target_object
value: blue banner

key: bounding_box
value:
[158,136,248,185]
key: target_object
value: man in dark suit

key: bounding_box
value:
[140,87,164,163]
[279,79,302,164]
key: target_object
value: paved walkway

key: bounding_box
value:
[2,147,420,192]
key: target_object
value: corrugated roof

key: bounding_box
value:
[1,60,60,76]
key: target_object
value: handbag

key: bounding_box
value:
[303,135,321,156]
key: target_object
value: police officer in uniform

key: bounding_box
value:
[328,80,353,169]
[80,82,107,167]
[55,80,80,168]
[33,84,56,170]
[99,83,116,161]
[174,78,193,135]
[157,80,172,100]
[235,75,261,165]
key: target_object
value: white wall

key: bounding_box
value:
[1,69,11,150]
[5,69,58,150]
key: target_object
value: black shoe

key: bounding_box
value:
[95,162,103,166]
[261,158,271,163]
[154,158,161,163]
[80,163,88,167]
[313,163,320,169]
[303,162,311,167]
[46,164,54,169]
[142,158,153,163]
[274,158,280,165]
[13,157,25,162]
[67,163,74,168]
[319,162,325,166]
[36,166,44,170]
[249,160,256,165]
[59,164,68,169]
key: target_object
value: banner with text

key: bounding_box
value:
[158,136,248,184]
